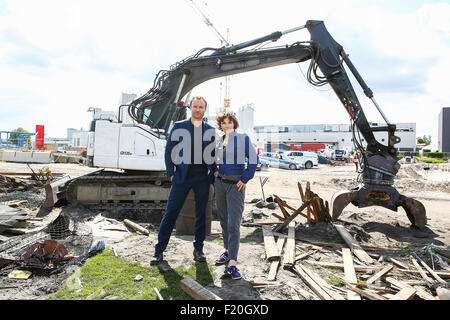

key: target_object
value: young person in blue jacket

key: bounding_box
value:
[214,109,258,280]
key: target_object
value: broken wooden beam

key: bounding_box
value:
[297,264,345,300]
[410,256,433,282]
[262,226,280,261]
[267,237,285,281]
[123,219,149,236]
[342,248,361,300]
[273,199,311,233]
[333,223,375,265]
[399,268,450,279]
[385,277,436,300]
[413,254,447,284]
[390,287,416,300]
[282,222,296,269]
[366,265,394,285]
[241,221,282,227]
[294,265,334,300]
[180,277,222,300]
[345,284,388,300]
[389,257,409,270]
[304,260,379,273]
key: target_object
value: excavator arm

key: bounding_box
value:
[128,20,426,229]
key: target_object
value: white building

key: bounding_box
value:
[237,103,255,133]
[67,128,89,147]
[253,122,417,152]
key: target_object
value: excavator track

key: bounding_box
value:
[64,171,171,210]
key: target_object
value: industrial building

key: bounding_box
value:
[253,122,416,153]
[438,107,450,152]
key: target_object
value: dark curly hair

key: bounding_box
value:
[215,109,239,132]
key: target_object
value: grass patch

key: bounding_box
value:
[49,248,215,300]
[241,228,262,245]
[416,157,445,164]
[211,237,224,246]
[119,233,140,242]
[330,235,345,244]
[327,274,344,287]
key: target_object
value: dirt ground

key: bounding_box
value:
[0,161,449,300]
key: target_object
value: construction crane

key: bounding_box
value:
[186,0,232,109]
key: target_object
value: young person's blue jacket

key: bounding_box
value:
[216,131,258,184]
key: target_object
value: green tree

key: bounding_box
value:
[8,127,32,147]
[417,135,431,146]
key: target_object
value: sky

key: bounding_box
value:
[0,0,449,149]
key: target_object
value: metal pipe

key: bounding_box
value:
[370,97,390,125]
[175,73,188,103]
[281,24,307,36]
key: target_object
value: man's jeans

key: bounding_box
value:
[154,173,210,255]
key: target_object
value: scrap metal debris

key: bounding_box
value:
[20,240,73,270]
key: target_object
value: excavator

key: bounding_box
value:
[44,20,426,230]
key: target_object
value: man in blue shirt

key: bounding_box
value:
[151,96,216,265]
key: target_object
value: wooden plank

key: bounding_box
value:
[274,195,291,219]
[334,224,375,265]
[366,265,394,285]
[417,258,447,284]
[389,257,409,270]
[390,287,416,300]
[262,226,280,261]
[342,248,361,300]
[297,182,305,202]
[294,265,333,300]
[271,213,286,221]
[305,260,379,273]
[399,269,450,279]
[267,238,285,281]
[295,250,316,262]
[385,277,436,300]
[346,284,387,300]
[123,219,149,235]
[410,256,433,282]
[241,221,282,227]
[283,222,296,269]
[297,264,345,300]
[180,277,222,300]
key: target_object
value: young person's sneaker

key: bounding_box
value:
[215,251,229,265]
[227,265,242,280]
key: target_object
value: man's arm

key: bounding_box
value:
[164,122,179,180]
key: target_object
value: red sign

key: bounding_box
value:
[290,143,325,151]
[35,125,44,150]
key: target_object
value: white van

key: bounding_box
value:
[284,151,319,169]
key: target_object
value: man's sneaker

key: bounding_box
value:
[150,252,163,265]
[193,249,207,262]
[215,251,230,265]
[227,265,242,280]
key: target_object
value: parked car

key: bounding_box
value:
[249,157,270,171]
[318,155,333,165]
[284,151,319,169]
[259,152,304,170]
